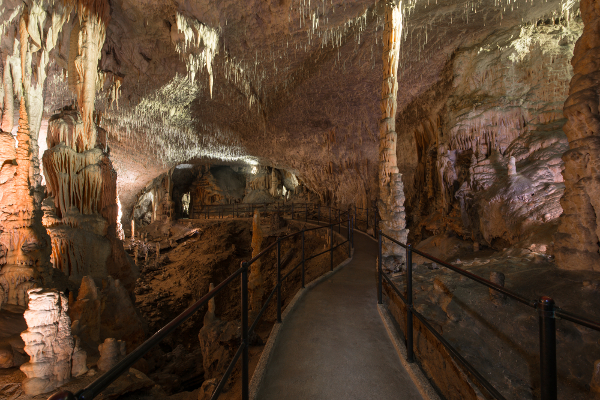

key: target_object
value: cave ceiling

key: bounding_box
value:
[0,0,577,216]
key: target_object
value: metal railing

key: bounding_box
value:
[377,230,600,400]
[188,201,378,237]
[49,210,354,400]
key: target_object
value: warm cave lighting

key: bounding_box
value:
[251,166,258,174]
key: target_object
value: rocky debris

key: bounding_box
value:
[98,338,126,372]
[19,289,74,396]
[70,275,145,351]
[96,368,155,400]
[386,245,600,399]
[488,271,506,306]
[0,343,14,369]
[590,360,600,396]
[198,289,241,382]
[197,378,218,400]
[71,336,88,377]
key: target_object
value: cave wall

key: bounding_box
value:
[396,16,582,255]
[554,0,600,271]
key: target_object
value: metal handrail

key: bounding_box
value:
[49,211,354,400]
[189,201,376,238]
[377,229,600,400]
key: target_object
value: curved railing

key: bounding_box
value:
[187,201,378,236]
[377,231,600,400]
[48,208,354,400]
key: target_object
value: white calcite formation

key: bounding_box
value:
[19,289,74,396]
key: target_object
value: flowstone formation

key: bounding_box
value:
[378,1,409,271]
[42,107,136,288]
[554,0,600,271]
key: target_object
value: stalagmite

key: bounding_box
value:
[0,98,51,305]
[507,156,517,175]
[378,1,409,270]
[20,289,74,396]
[249,210,264,320]
[97,338,126,372]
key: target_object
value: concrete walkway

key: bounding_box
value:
[257,230,424,400]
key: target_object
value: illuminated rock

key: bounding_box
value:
[378,2,409,271]
[19,289,74,396]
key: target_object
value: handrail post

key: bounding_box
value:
[366,207,369,231]
[241,262,249,400]
[538,296,557,400]
[318,205,320,223]
[406,244,414,363]
[338,209,340,233]
[277,238,282,323]
[301,231,305,288]
[329,206,331,226]
[291,202,294,220]
[305,203,308,222]
[330,224,334,271]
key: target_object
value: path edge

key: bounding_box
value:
[377,303,441,400]
[249,233,354,400]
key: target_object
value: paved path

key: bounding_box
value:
[257,230,424,400]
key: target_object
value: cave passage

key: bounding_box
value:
[257,231,424,400]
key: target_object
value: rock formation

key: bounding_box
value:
[554,0,600,271]
[71,336,88,377]
[378,1,409,270]
[70,275,145,350]
[0,98,51,307]
[248,210,264,320]
[97,337,126,372]
[19,289,74,396]
[199,284,240,381]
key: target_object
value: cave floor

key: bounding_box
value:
[257,231,424,400]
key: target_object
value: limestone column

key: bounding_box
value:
[554,0,600,271]
[248,210,264,320]
[378,1,408,271]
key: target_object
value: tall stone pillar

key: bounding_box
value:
[248,210,264,321]
[554,0,600,271]
[378,1,409,271]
